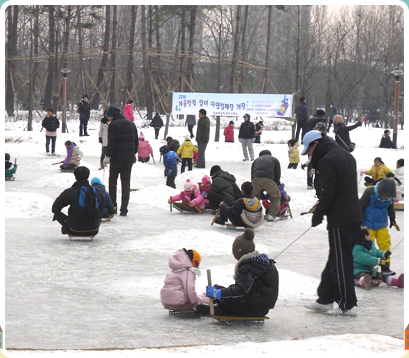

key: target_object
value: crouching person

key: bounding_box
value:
[52,166,105,236]
[196,228,279,317]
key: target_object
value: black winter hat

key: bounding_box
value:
[210,165,221,177]
[259,150,271,157]
[106,105,121,117]
[232,228,255,260]
[5,153,10,161]
[376,178,396,198]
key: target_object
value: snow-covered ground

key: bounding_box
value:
[3,111,406,357]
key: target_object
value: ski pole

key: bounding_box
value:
[273,227,312,260]
[391,238,404,252]
[359,174,364,184]
[211,208,221,225]
[207,269,215,317]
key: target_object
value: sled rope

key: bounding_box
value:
[273,227,312,260]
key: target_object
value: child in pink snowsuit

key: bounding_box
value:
[169,179,205,211]
[137,132,154,163]
[198,175,211,209]
[160,248,209,310]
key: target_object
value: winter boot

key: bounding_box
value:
[359,274,372,290]
[386,273,404,288]
[99,162,104,170]
[214,217,225,226]
[381,263,396,276]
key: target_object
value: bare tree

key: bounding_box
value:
[43,5,55,110]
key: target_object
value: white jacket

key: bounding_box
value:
[395,166,404,200]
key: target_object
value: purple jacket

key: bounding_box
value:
[160,250,209,310]
[278,183,290,205]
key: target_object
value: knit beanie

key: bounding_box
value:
[229,120,234,125]
[184,179,194,192]
[139,132,145,141]
[376,178,396,198]
[232,228,255,260]
[183,248,201,268]
[333,115,344,124]
[91,177,102,185]
[259,150,271,157]
[210,165,221,177]
[184,135,191,142]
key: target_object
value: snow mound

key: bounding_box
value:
[5,192,54,219]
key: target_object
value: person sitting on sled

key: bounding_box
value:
[59,140,83,171]
[5,153,17,178]
[90,177,116,220]
[198,175,212,209]
[160,248,209,311]
[353,227,403,290]
[196,228,278,317]
[261,182,291,221]
[214,181,263,228]
[360,157,393,187]
[168,179,205,211]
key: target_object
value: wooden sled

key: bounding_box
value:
[226,223,245,230]
[394,202,404,211]
[354,278,382,287]
[5,177,15,181]
[172,202,202,213]
[68,235,94,242]
[60,169,74,173]
[168,309,200,318]
[207,269,268,326]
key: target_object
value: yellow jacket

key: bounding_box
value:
[365,164,392,182]
[177,140,198,159]
[288,141,300,164]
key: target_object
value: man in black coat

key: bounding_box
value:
[78,95,91,136]
[302,130,363,316]
[151,112,164,139]
[52,166,105,236]
[379,130,395,149]
[294,96,309,142]
[303,109,326,137]
[41,108,60,155]
[251,150,281,221]
[103,105,139,216]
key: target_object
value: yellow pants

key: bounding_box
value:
[369,228,391,263]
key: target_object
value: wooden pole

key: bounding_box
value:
[206,269,215,317]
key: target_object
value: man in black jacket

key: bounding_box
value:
[52,166,105,236]
[294,96,309,142]
[302,130,362,316]
[78,95,91,136]
[151,112,164,139]
[251,150,281,221]
[103,105,139,216]
[238,113,255,161]
[303,109,326,137]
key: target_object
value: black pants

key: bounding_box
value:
[166,176,176,189]
[327,120,333,133]
[254,135,261,143]
[154,128,160,139]
[188,125,195,138]
[60,163,76,170]
[288,163,298,169]
[46,136,57,154]
[181,158,192,173]
[100,146,107,164]
[207,191,223,210]
[53,212,99,237]
[79,118,89,135]
[316,223,360,311]
[109,161,134,215]
[138,157,150,163]
[295,120,306,142]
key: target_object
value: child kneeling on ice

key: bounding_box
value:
[196,228,278,317]
[214,181,263,228]
[353,228,403,290]
[160,249,209,311]
[261,182,291,221]
[168,179,205,211]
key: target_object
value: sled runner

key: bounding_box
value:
[354,278,382,287]
[68,235,94,242]
[207,269,268,326]
[225,223,245,230]
[168,309,200,318]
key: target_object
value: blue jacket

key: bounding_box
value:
[164,151,178,177]
[360,187,394,231]
[92,182,115,217]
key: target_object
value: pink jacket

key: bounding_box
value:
[123,104,135,121]
[160,250,209,310]
[171,185,205,211]
[138,139,153,159]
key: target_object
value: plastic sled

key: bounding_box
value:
[68,235,94,242]
[172,203,200,213]
[5,177,15,181]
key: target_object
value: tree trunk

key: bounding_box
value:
[186,6,197,91]
[109,5,117,106]
[238,5,249,93]
[6,6,14,116]
[91,5,110,110]
[141,5,153,120]
[52,5,61,111]
[178,8,187,92]
[27,17,34,131]
[262,5,272,94]
[155,5,166,114]
[77,6,86,95]
[61,6,71,70]
[33,5,39,108]
[126,5,137,105]
[44,5,55,110]
[229,5,241,93]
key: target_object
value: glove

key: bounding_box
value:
[389,220,400,231]
[76,158,81,161]
[360,226,370,238]
[99,137,103,144]
[382,251,391,260]
[239,138,242,143]
[251,138,255,143]
[360,170,366,175]
[103,156,111,167]
[311,213,323,227]
[301,164,306,170]
[206,285,222,300]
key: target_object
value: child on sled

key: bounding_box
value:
[261,182,291,221]
[168,179,205,211]
[198,175,212,209]
[214,181,263,228]
[353,227,403,290]
[5,153,17,179]
[160,248,209,311]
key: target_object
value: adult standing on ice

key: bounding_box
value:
[294,96,308,142]
[103,105,139,217]
[238,113,255,161]
[302,130,362,316]
[195,108,210,168]
[41,108,60,156]
[78,94,90,136]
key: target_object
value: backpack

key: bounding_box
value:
[73,185,101,224]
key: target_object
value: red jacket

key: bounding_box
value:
[223,125,234,142]
[123,104,135,121]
